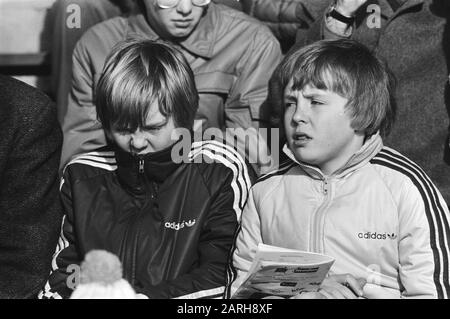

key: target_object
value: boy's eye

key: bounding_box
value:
[116,128,134,135]
[311,100,324,106]
[285,102,296,108]
[143,126,163,132]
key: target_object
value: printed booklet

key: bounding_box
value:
[232,243,335,299]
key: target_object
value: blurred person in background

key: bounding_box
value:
[51,0,139,123]
[240,0,329,52]
[0,75,62,298]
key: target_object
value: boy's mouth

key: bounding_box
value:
[292,132,312,146]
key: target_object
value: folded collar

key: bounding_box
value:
[283,133,384,180]
[114,140,185,192]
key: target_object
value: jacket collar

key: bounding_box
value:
[114,140,184,193]
[397,0,423,9]
[381,0,424,18]
[126,3,218,59]
[283,133,384,180]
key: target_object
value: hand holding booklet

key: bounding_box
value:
[232,243,335,299]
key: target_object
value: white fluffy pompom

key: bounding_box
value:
[70,250,142,299]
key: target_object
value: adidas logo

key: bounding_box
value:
[165,219,196,231]
[358,232,397,240]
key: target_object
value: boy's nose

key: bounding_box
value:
[130,133,148,152]
[292,102,308,124]
[176,0,193,15]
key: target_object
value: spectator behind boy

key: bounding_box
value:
[240,0,329,52]
[288,0,450,205]
[0,75,62,298]
[61,0,281,175]
[228,40,450,299]
[51,0,139,123]
[40,40,253,299]
[51,0,241,123]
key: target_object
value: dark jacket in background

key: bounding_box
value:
[294,0,450,204]
[0,75,62,298]
[241,0,329,51]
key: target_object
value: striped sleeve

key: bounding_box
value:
[189,140,253,222]
[225,159,296,299]
[224,163,294,299]
[224,187,263,299]
[38,175,79,299]
[371,148,450,299]
[39,151,118,299]
[173,287,225,300]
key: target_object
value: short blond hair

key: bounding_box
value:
[96,39,198,140]
[274,39,396,137]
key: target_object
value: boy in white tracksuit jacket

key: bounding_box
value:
[227,39,450,299]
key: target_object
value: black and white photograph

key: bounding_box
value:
[0,0,449,307]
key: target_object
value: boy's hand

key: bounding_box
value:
[318,274,366,299]
[336,0,368,16]
[290,274,366,299]
[290,291,328,299]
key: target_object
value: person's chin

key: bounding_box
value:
[169,26,195,38]
[291,148,316,165]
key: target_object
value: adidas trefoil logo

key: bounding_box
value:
[387,233,397,240]
[185,220,196,227]
[165,219,196,231]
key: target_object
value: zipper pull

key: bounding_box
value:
[151,182,158,201]
[323,179,329,195]
[139,158,144,174]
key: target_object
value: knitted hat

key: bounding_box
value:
[70,250,138,299]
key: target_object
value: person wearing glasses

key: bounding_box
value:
[60,0,282,175]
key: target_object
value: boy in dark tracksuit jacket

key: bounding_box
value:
[39,39,253,299]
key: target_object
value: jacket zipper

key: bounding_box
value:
[132,157,145,285]
[130,156,158,286]
[311,177,332,253]
[129,158,144,285]
[139,158,145,174]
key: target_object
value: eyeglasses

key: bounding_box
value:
[156,0,211,9]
